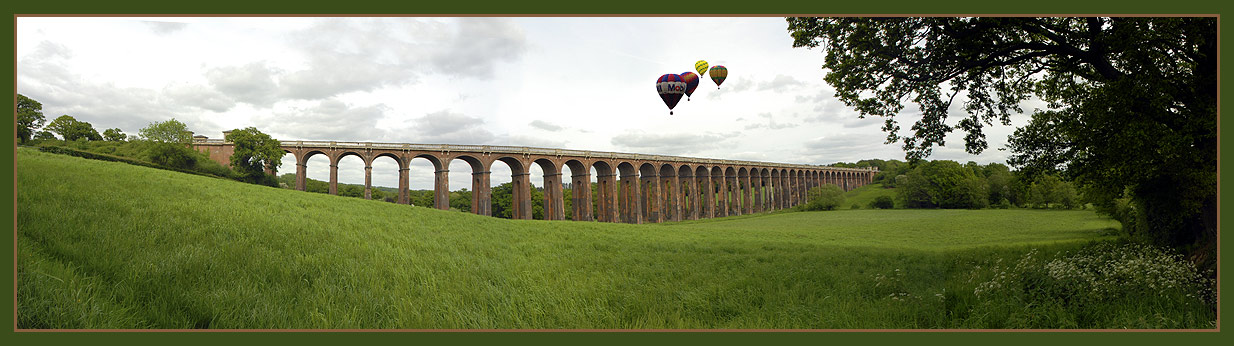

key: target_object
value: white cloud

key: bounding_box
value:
[256,99,388,141]
[757,74,805,92]
[529,119,564,132]
[205,62,280,107]
[143,21,187,35]
[610,131,737,156]
[405,110,495,144]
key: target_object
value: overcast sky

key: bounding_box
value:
[16,17,1033,190]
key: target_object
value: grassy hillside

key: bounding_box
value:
[841,183,898,209]
[17,148,1212,329]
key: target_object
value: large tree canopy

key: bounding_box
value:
[787,17,1216,261]
[45,115,102,142]
[16,94,45,144]
[225,127,282,186]
[139,118,192,144]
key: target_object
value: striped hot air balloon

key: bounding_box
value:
[694,60,709,78]
[679,72,700,101]
[656,73,687,115]
[709,65,728,89]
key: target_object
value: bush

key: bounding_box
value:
[146,142,198,170]
[35,145,217,178]
[993,198,1012,209]
[802,184,846,211]
[869,195,895,209]
[193,156,238,179]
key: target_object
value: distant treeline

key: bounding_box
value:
[832,159,1081,210]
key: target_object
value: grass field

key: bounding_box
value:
[16,148,1214,329]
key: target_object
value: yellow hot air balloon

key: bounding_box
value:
[694,60,709,78]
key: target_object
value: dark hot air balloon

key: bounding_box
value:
[709,65,728,89]
[656,74,686,115]
[679,72,700,101]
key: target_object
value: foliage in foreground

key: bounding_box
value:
[16,148,1213,329]
[962,241,1215,328]
[787,16,1216,271]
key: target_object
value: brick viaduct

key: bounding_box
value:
[192,138,877,223]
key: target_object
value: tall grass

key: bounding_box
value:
[16,148,1213,329]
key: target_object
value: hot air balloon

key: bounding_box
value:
[694,60,709,78]
[679,72,700,101]
[709,65,728,89]
[656,73,686,115]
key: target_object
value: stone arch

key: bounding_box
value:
[737,167,752,215]
[491,156,531,220]
[617,162,641,224]
[788,169,799,207]
[811,170,819,193]
[724,167,738,216]
[591,160,618,222]
[327,150,366,196]
[533,158,564,220]
[800,169,808,206]
[365,152,404,203]
[657,164,680,222]
[296,149,331,194]
[710,166,726,217]
[564,159,592,221]
[446,155,490,216]
[695,166,713,219]
[639,163,661,222]
[759,168,771,212]
[770,169,782,210]
[279,148,302,191]
[404,153,446,209]
[678,165,697,220]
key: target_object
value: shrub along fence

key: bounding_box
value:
[36,145,231,180]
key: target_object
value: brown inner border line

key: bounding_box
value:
[10,14,1221,333]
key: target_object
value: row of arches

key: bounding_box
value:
[282,147,875,223]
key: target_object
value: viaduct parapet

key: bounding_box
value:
[192,138,878,223]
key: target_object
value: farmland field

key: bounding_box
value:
[16,148,1212,329]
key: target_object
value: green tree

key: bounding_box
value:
[139,119,197,169]
[984,163,1014,206]
[45,115,101,141]
[491,182,515,218]
[897,160,987,209]
[803,184,846,211]
[32,131,55,141]
[1027,174,1079,209]
[16,94,45,144]
[225,127,282,186]
[788,17,1216,259]
[102,128,126,142]
[450,188,472,212]
[139,118,192,144]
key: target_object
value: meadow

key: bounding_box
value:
[15,148,1214,329]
